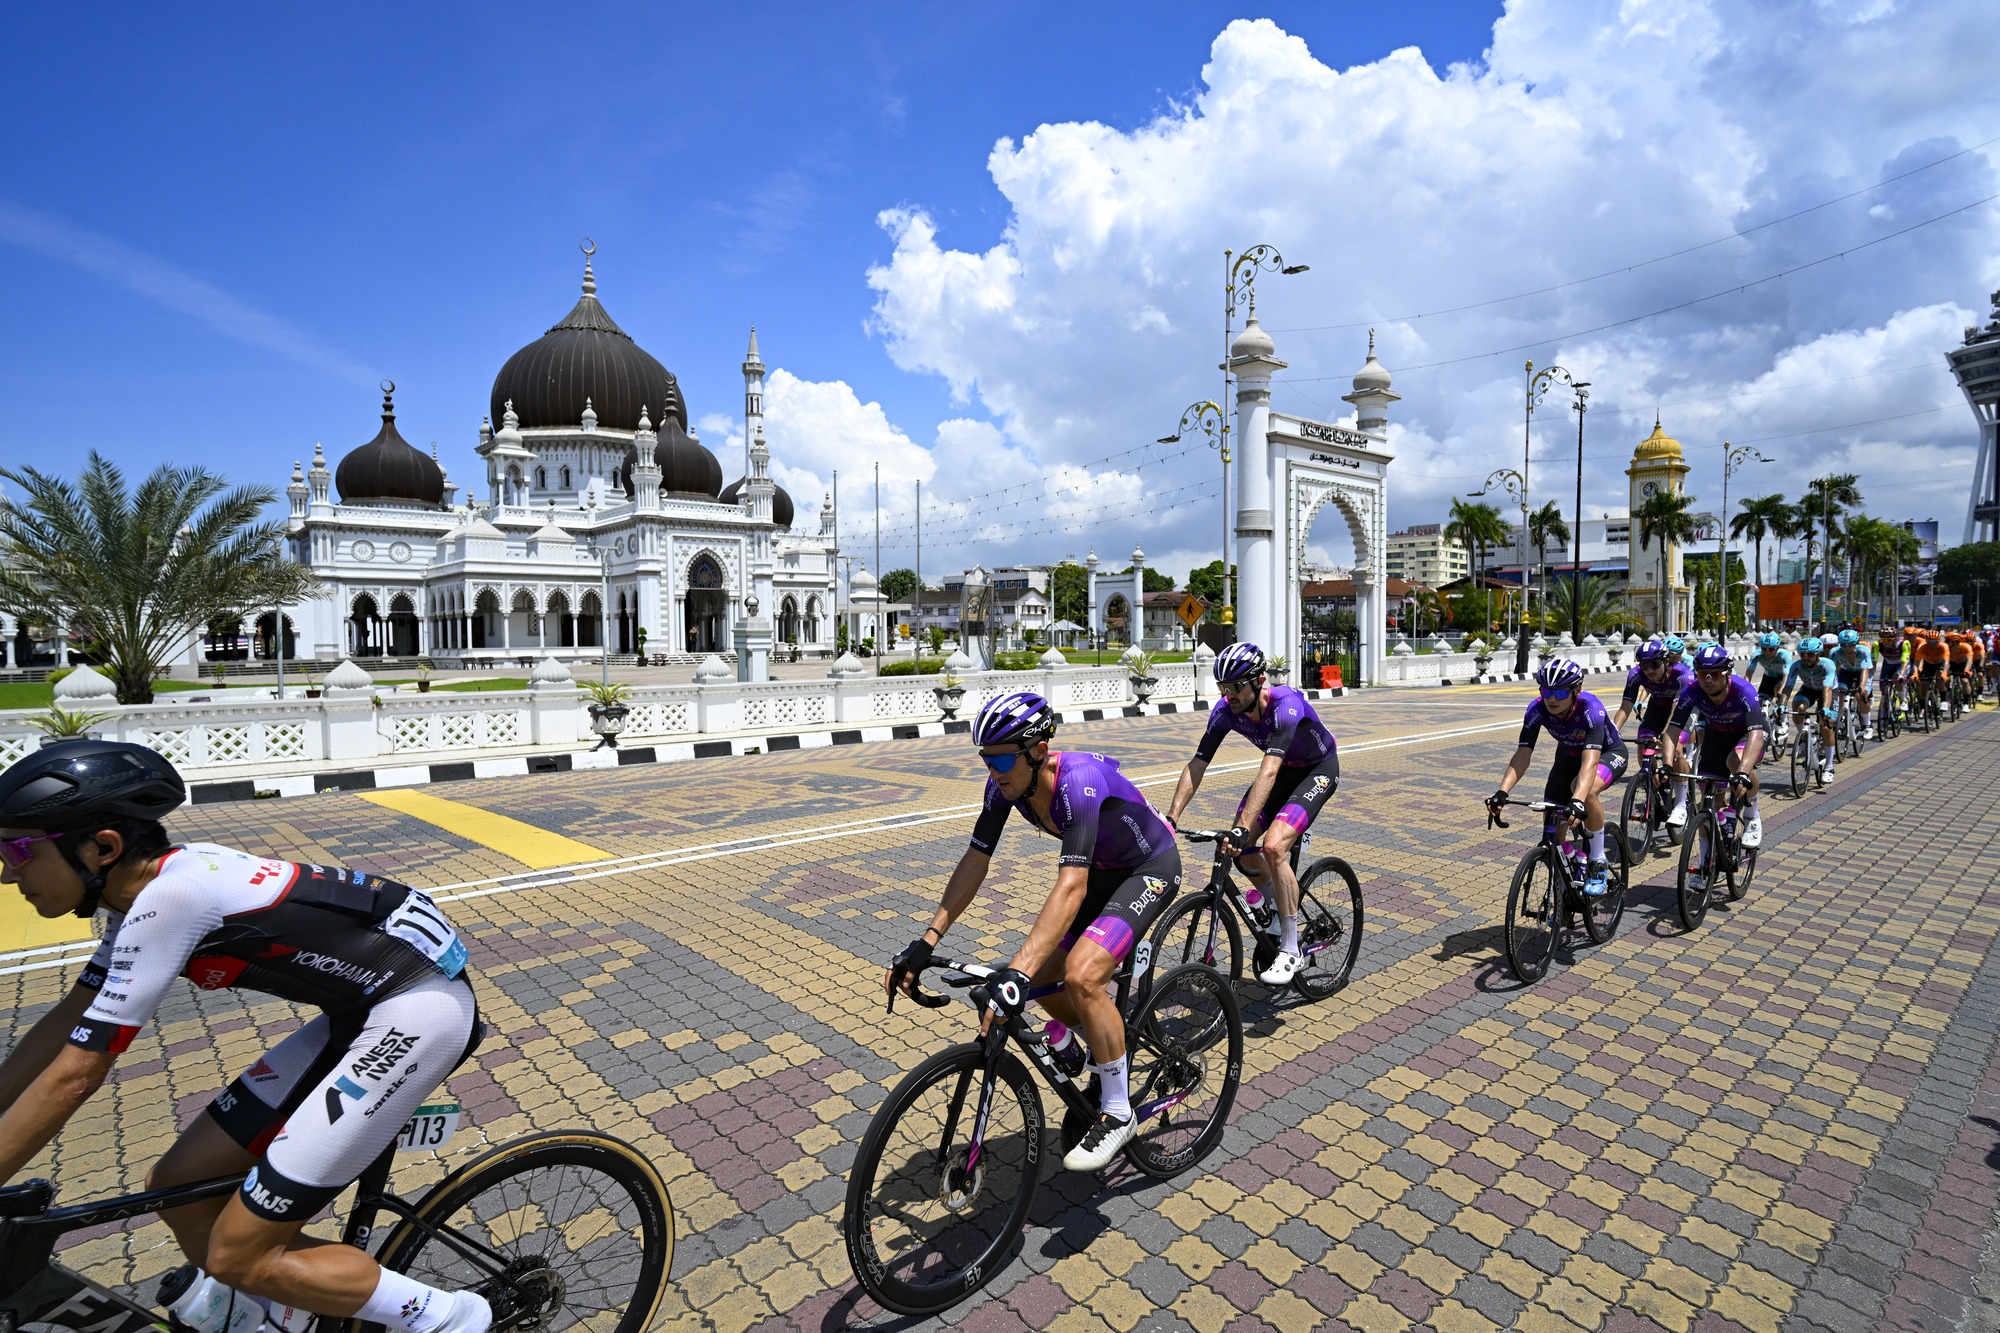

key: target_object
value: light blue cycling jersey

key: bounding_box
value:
[1785,656,1835,694]
[1832,644,1873,674]
[1746,649,1791,684]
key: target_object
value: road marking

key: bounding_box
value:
[0,899,96,955]
[357,789,610,869]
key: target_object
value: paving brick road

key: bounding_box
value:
[5,686,1999,1331]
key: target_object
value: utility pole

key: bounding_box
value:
[915,479,922,650]
[873,461,881,660]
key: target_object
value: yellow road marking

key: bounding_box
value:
[0,894,95,953]
[358,789,609,869]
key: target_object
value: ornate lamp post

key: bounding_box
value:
[1471,467,1527,645]
[1220,245,1307,619]
[1718,441,1771,635]
[1526,365,1590,647]
[1158,399,1226,631]
[585,494,612,686]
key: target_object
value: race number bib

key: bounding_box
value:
[383,891,468,979]
[397,1102,462,1152]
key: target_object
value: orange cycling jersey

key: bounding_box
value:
[1949,638,1974,664]
[1915,638,1948,665]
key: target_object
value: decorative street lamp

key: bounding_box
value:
[1471,467,1526,644]
[1158,399,1226,631]
[585,494,612,686]
[1219,245,1307,618]
[1524,363,1589,656]
[1718,440,1772,635]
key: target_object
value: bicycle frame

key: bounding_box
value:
[1173,831,1343,966]
[1487,799,1589,895]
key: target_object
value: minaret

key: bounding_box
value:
[631,407,662,514]
[287,461,308,525]
[1627,414,1692,634]
[737,423,777,682]
[487,400,536,510]
[1341,330,1400,438]
[743,327,766,478]
[307,442,333,517]
[1949,289,2000,542]
[1231,306,1286,653]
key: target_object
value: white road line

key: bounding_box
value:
[0,713,1520,976]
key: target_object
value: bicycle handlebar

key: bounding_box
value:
[1484,794,1572,831]
[886,955,995,1015]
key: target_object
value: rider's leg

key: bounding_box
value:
[1259,819,1302,946]
[150,1115,257,1267]
[1056,939,1126,1112]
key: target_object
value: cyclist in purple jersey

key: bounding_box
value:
[1485,661,1628,896]
[1611,640,1695,829]
[1163,643,1340,986]
[886,692,1181,1172]
[1667,644,1770,847]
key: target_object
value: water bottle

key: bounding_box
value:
[1244,887,1278,934]
[1042,1020,1087,1079]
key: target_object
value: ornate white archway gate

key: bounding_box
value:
[1270,416,1391,686]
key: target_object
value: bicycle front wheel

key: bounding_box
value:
[843,1044,1042,1318]
[1620,777,1653,861]
[367,1131,673,1333]
[1292,858,1362,1000]
[1676,811,1715,932]
[1147,891,1243,984]
[1503,846,1560,983]
[1125,963,1243,1180]
[1583,821,1630,945]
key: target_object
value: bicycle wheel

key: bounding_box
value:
[1583,820,1629,945]
[1620,776,1654,861]
[1726,836,1755,901]
[1846,709,1863,759]
[1146,891,1243,985]
[365,1132,673,1333]
[1124,963,1242,1180]
[1813,733,1830,788]
[1291,858,1363,1000]
[1676,811,1714,932]
[1503,846,1560,983]
[843,1044,1042,1318]
[1788,731,1808,797]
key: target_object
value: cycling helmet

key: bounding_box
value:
[0,740,185,919]
[971,691,1058,749]
[1535,659,1585,691]
[1662,635,1687,657]
[1635,639,1667,664]
[1212,642,1267,685]
[1693,644,1732,671]
[1838,629,1860,647]
[1758,632,1782,650]
[1798,636,1823,654]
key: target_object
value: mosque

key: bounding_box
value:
[276,250,840,676]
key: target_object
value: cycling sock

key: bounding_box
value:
[1279,914,1300,954]
[1671,780,1688,807]
[357,1269,467,1333]
[1588,826,1606,860]
[165,1273,269,1333]
[1093,1056,1131,1121]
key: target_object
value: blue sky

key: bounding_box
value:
[4,1,1995,580]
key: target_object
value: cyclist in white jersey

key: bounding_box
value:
[0,743,491,1333]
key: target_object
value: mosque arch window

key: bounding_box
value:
[535,466,548,490]
[560,465,572,489]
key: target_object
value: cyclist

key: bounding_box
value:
[1785,637,1839,783]
[1830,628,1875,741]
[1667,643,1770,848]
[1744,633,1792,750]
[1876,626,1909,727]
[886,691,1181,1173]
[0,742,490,1333]
[1613,639,1693,823]
[1948,631,1977,709]
[1161,642,1340,987]
[1484,660,1627,897]
[1913,628,1948,716]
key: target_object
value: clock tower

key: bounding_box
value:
[1626,415,1691,633]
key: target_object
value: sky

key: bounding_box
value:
[3,0,1996,584]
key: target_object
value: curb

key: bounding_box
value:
[185,699,1221,807]
[1437,667,1628,687]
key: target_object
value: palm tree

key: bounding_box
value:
[1446,497,1510,616]
[1802,474,1862,625]
[1730,494,1790,621]
[1540,574,1627,637]
[1527,500,1570,628]
[1635,488,1700,635]
[0,453,318,704]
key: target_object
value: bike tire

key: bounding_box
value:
[843,1044,1042,1318]
[1124,964,1243,1180]
[1727,839,1755,901]
[1503,846,1560,983]
[361,1131,673,1333]
[1788,733,1808,798]
[1146,891,1244,985]
[1583,820,1630,945]
[1291,857,1363,1000]
[1620,778,1652,861]
[1676,811,1714,932]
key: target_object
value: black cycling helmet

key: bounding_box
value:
[0,741,185,917]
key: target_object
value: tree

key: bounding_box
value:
[1730,494,1791,611]
[1802,474,1862,621]
[1140,566,1176,593]
[0,454,318,705]
[1634,489,1700,635]
[1937,541,2000,597]
[1526,500,1570,629]
[1184,560,1236,609]
[879,568,919,603]
[1445,498,1509,597]
[1050,561,1089,624]
[1450,588,1498,633]
[1538,574,1628,637]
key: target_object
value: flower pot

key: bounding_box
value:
[588,702,630,749]
[305,688,322,698]
[1473,655,1493,677]
[417,680,432,693]
[1130,675,1158,703]
[934,686,966,720]
[40,733,100,747]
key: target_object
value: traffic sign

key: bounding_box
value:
[1176,594,1206,631]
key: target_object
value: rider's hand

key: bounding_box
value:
[1220,824,1253,855]
[1486,789,1510,811]
[984,967,1032,1025]
[1565,798,1589,827]
[886,936,933,998]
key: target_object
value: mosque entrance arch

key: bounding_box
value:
[1270,417,1392,686]
[684,553,727,653]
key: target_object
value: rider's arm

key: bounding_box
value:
[0,1043,114,1184]
[1006,864,1091,980]
[1570,747,1603,803]
[0,981,96,1117]
[1164,757,1207,825]
[1496,744,1534,795]
[920,847,993,944]
[1232,753,1286,835]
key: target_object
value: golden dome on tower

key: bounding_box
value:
[1633,414,1683,462]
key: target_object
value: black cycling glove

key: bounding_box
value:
[985,967,1032,1023]
[1565,798,1589,826]
[1221,824,1254,854]
[889,936,933,992]
[1486,789,1510,811]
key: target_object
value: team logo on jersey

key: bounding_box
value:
[257,943,300,960]
[247,1058,281,1085]
[1308,775,1330,798]
[324,1075,368,1124]
[243,1167,296,1217]
[351,1028,419,1082]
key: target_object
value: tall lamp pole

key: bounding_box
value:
[1524,364,1584,658]
[586,495,610,686]
[1718,441,1771,635]
[1472,467,1526,646]
[1158,399,1226,631]
[1569,379,1591,646]
[1973,577,1988,627]
[1222,245,1308,622]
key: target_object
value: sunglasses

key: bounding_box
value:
[980,748,1030,773]
[0,832,62,869]
[1539,688,1574,701]
[1696,667,1730,678]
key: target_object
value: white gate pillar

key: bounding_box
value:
[1232,316,1286,653]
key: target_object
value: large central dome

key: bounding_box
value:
[489,256,687,434]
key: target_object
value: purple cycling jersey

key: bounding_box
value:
[969,750,1173,870]
[1517,689,1624,755]
[1194,683,1338,767]
[1621,660,1693,710]
[1668,675,1769,734]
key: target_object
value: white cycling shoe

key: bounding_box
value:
[1063,1114,1137,1172]
[1664,803,1689,829]
[1258,950,1306,986]
[1741,816,1763,849]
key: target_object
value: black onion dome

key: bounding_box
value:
[621,415,723,499]
[720,476,796,529]
[335,385,445,506]
[489,261,687,433]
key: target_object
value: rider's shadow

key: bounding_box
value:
[1435,924,1536,993]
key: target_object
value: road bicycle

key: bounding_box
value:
[1674,770,1757,930]
[1786,705,1833,797]
[1619,734,1683,860]
[1833,687,1867,758]
[0,1116,675,1333]
[1144,829,1362,1001]
[1485,797,1631,984]
[843,949,1241,1317]
[1877,679,1905,740]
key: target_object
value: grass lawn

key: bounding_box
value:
[0,678,530,710]
[0,680,206,710]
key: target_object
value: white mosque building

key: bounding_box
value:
[277,252,840,676]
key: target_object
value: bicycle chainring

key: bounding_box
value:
[485,1256,567,1333]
